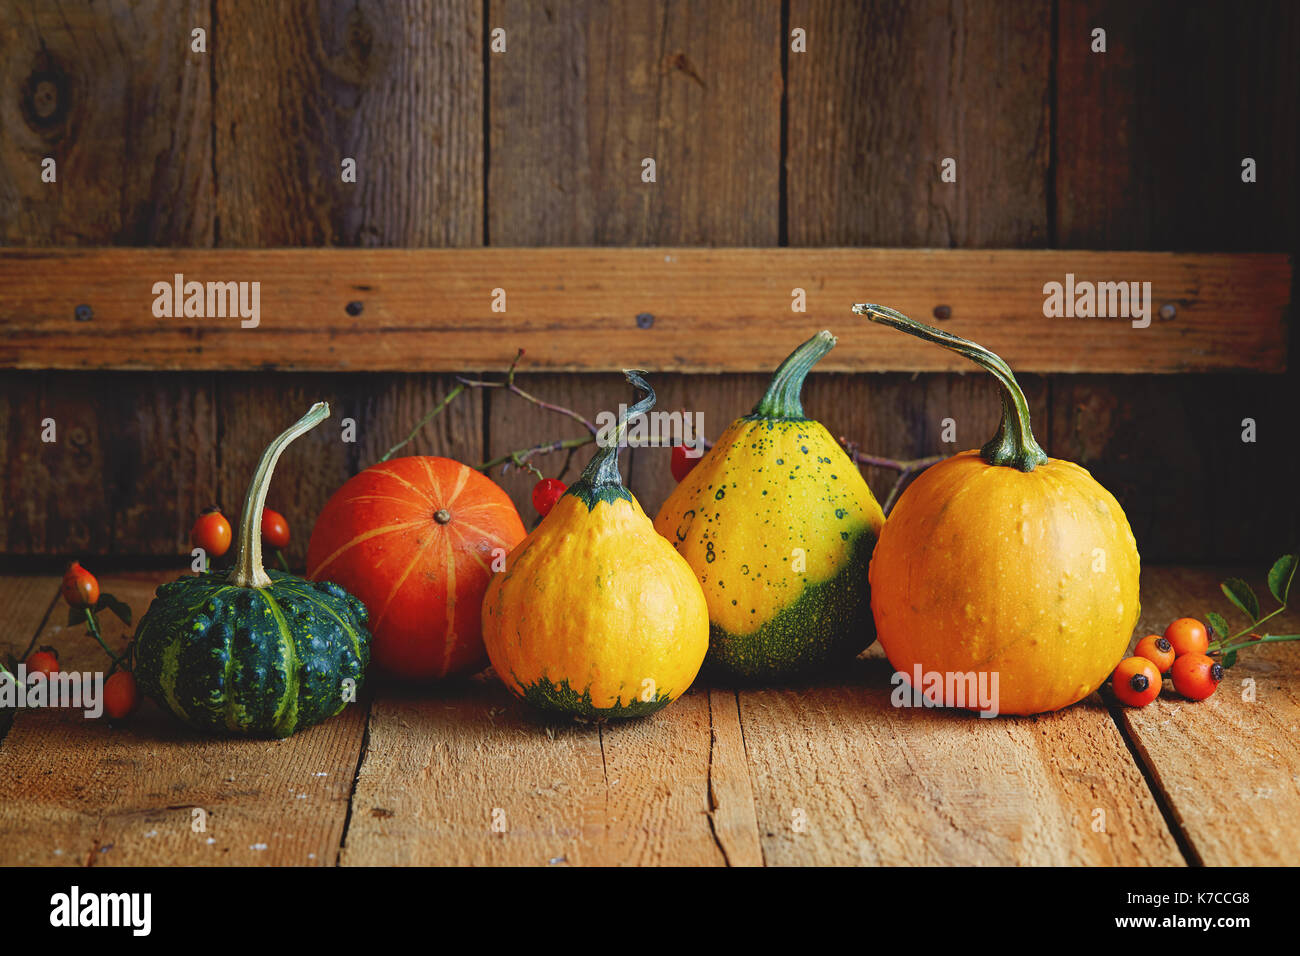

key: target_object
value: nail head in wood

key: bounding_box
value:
[74,304,93,322]
[636,312,654,329]
[345,301,364,316]
[1159,303,1177,321]
[933,304,952,321]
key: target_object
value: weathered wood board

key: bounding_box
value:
[0,248,1287,374]
[0,573,368,866]
[3,566,1299,865]
[1118,565,1300,867]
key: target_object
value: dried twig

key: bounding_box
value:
[382,350,942,508]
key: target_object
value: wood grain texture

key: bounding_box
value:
[787,0,1050,247]
[1056,0,1299,251]
[1051,376,1299,563]
[341,680,743,865]
[736,653,1184,866]
[0,372,112,555]
[0,371,220,558]
[206,1,487,565]
[0,2,218,558]
[0,574,61,660]
[0,248,1287,373]
[1054,0,1300,562]
[107,373,219,557]
[1118,566,1300,867]
[0,574,62,742]
[214,0,482,246]
[484,0,780,513]
[0,572,369,867]
[703,686,764,865]
[0,0,213,246]
[488,0,780,246]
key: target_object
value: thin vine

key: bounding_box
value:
[378,348,942,509]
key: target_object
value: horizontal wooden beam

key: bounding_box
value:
[0,248,1289,373]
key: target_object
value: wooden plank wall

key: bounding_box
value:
[0,0,1295,565]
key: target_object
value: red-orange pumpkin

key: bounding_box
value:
[306,456,526,679]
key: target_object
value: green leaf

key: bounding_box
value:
[1221,578,1260,622]
[1267,554,1297,605]
[95,593,133,626]
[66,606,86,629]
[1205,611,1231,642]
[1222,649,1238,668]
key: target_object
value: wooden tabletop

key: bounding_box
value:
[1,566,1296,867]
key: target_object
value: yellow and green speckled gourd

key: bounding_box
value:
[653,331,886,680]
[482,371,709,719]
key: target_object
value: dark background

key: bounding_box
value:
[0,0,1295,567]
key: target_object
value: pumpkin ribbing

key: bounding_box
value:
[133,404,371,738]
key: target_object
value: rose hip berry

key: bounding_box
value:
[103,670,139,719]
[1112,656,1162,707]
[1134,634,1176,673]
[61,561,100,609]
[531,478,567,517]
[1164,617,1209,657]
[26,650,59,677]
[1171,653,1223,701]
[191,507,232,558]
[671,445,701,483]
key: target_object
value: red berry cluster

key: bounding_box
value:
[1112,618,1223,707]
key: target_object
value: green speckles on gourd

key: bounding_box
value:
[133,570,371,739]
[132,403,371,739]
[515,675,674,720]
[654,331,886,682]
[708,532,877,681]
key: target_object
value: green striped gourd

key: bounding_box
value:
[133,403,371,738]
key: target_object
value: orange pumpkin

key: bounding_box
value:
[855,304,1141,716]
[306,456,526,679]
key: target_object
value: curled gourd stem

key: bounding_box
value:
[852,303,1047,472]
[229,402,331,588]
[567,370,654,509]
[750,330,835,420]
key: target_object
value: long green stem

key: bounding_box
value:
[567,370,655,510]
[84,608,123,666]
[853,303,1047,472]
[1211,605,1288,649]
[1215,633,1300,656]
[230,403,330,589]
[750,330,835,420]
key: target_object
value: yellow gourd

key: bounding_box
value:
[481,371,709,718]
[856,304,1141,716]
